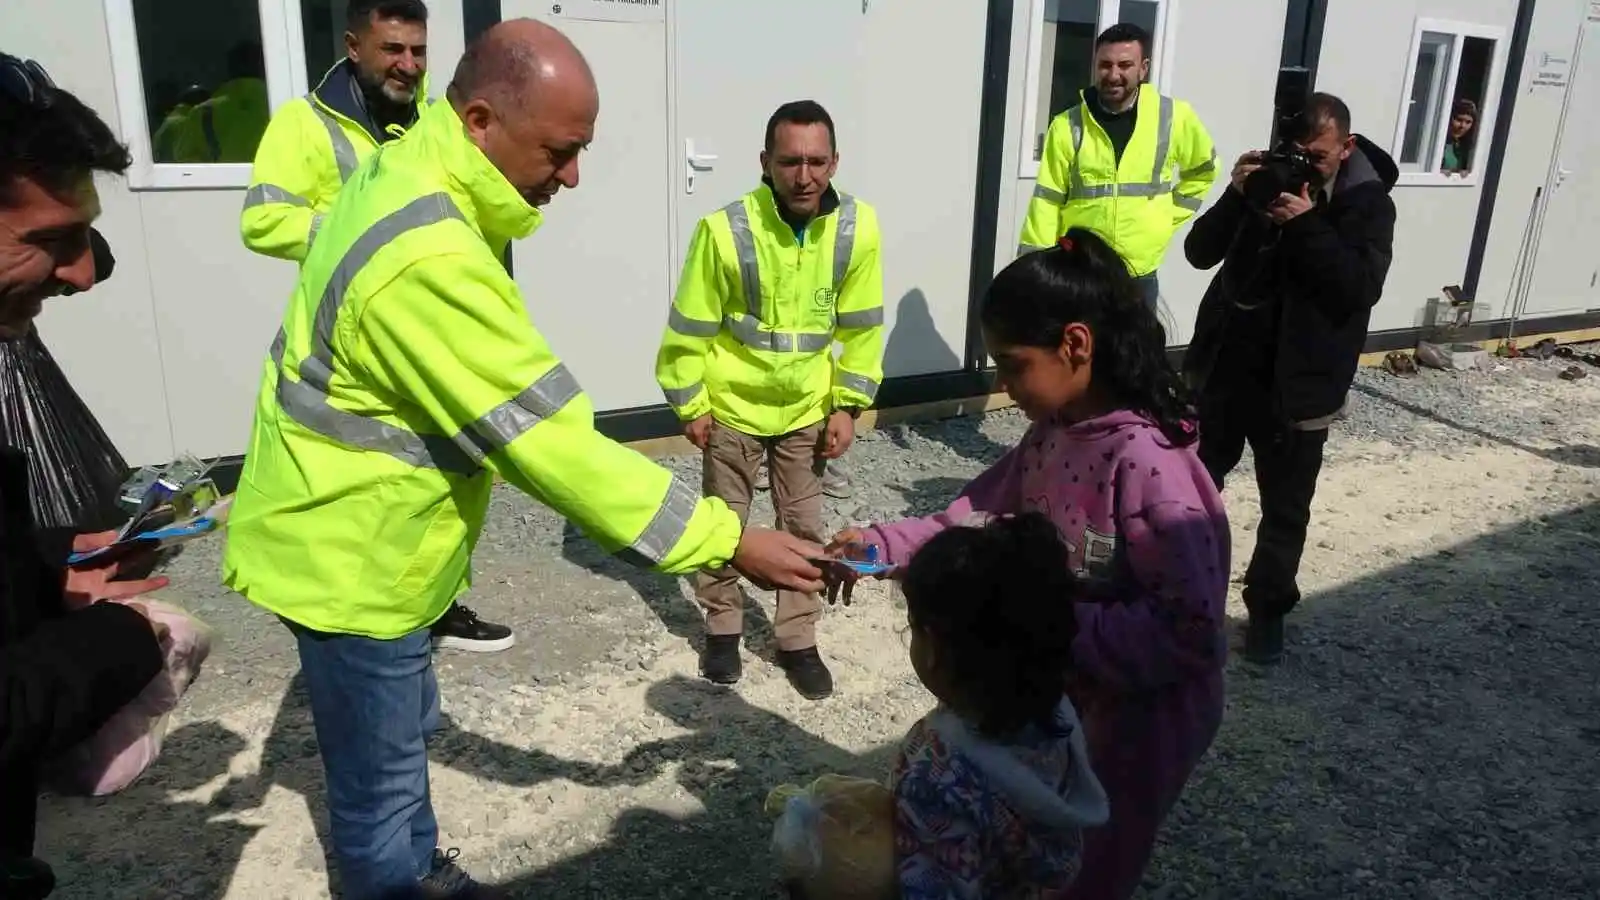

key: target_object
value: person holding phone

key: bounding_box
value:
[2,52,174,898]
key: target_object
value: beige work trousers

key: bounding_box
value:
[694,420,826,651]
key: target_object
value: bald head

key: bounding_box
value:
[449,18,598,209]
[449,17,595,114]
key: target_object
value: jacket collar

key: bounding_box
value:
[755,177,842,232]
[1079,82,1155,123]
[414,100,542,248]
[1332,134,1399,198]
[311,59,429,144]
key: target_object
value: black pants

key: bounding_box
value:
[1197,389,1327,621]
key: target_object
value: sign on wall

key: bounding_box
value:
[548,0,665,24]
[1530,49,1571,89]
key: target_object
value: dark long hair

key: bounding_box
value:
[980,227,1196,446]
[902,512,1080,738]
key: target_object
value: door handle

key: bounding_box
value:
[686,138,719,195]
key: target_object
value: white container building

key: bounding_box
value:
[1,0,1595,467]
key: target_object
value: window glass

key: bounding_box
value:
[1119,0,1161,74]
[300,0,350,86]
[132,0,269,164]
[1034,0,1099,161]
[1400,31,1454,166]
[464,0,503,45]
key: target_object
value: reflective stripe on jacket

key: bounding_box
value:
[239,61,427,262]
[1020,84,1218,275]
[223,100,742,639]
[655,183,885,437]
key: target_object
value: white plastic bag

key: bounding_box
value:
[45,600,214,796]
[764,774,897,900]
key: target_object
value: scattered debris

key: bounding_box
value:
[1415,341,1488,371]
[1382,351,1419,378]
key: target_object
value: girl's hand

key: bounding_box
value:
[825,528,871,559]
[821,528,894,606]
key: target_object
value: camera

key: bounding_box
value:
[1242,65,1319,212]
[1242,144,1318,212]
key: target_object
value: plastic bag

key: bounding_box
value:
[0,327,129,531]
[764,774,897,900]
[44,600,214,796]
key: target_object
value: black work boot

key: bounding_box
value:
[777,646,834,700]
[700,634,743,684]
[1243,615,1285,665]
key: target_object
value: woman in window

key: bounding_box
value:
[1442,99,1477,176]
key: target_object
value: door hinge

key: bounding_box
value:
[1034,133,1045,161]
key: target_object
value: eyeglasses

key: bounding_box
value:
[0,53,56,110]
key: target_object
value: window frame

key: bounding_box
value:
[1017,0,1180,180]
[1391,17,1508,189]
[103,0,308,190]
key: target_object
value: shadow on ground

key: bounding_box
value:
[558,520,778,662]
[38,502,1600,898]
[501,501,1600,898]
[495,675,898,899]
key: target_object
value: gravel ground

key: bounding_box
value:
[32,351,1600,899]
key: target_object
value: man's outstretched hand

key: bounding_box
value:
[731,528,825,593]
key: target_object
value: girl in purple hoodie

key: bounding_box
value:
[830,229,1230,899]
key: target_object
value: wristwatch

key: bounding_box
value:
[838,406,862,419]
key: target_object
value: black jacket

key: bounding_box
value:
[1,448,163,893]
[1181,135,1398,423]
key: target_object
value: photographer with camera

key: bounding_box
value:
[1182,92,1396,665]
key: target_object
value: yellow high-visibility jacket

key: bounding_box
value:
[222,100,742,639]
[239,60,428,262]
[1020,84,1218,275]
[655,183,885,437]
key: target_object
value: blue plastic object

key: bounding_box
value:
[66,516,218,565]
[815,543,892,576]
[833,558,893,576]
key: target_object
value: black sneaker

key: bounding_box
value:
[777,646,834,700]
[419,848,504,898]
[431,603,514,653]
[700,634,743,684]
[1243,615,1285,665]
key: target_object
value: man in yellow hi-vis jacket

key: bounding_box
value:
[223,21,825,897]
[241,0,429,264]
[1020,23,1218,314]
[243,1,517,653]
[655,100,884,700]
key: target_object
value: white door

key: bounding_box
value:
[501,1,675,410]
[669,0,865,282]
[1530,15,1600,314]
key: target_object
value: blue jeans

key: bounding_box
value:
[288,622,439,900]
[1135,273,1160,314]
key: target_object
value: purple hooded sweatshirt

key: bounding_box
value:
[864,410,1229,899]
